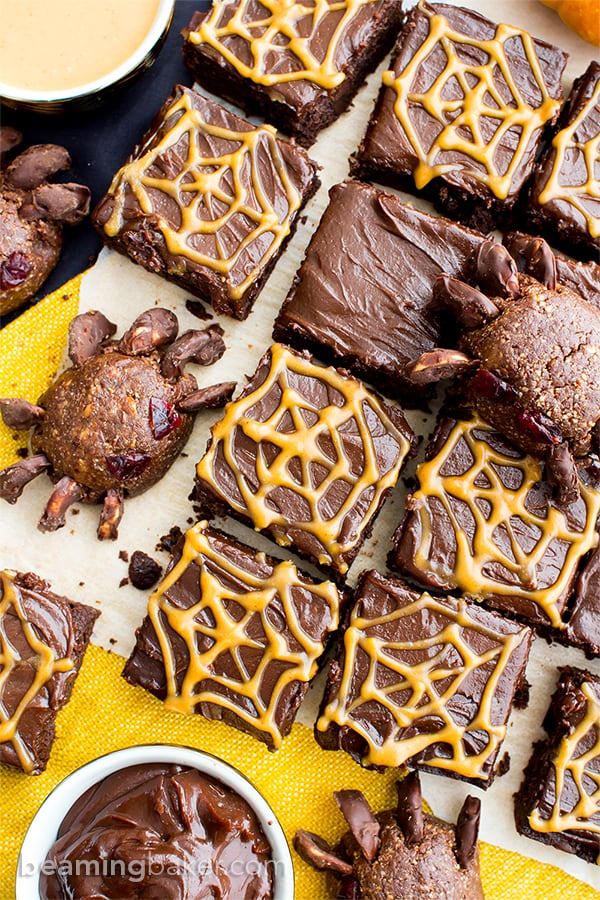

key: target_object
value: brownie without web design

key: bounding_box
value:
[315,569,532,787]
[273,180,485,406]
[192,343,417,580]
[123,520,343,750]
[389,411,600,640]
[0,570,99,775]
[92,84,319,320]
[515,667,600,864]
[526,61,600,263]
[182,0,405,148]
[353,1,567,232]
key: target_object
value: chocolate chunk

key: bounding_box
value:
[68,310,117,366]
[293,831,354,876]
[118,308,179,356]
[546,443,580,505]
[161,326,226,379]
[0,397,45,429]
[33,182,91,225]
[185,298,213,320]
[0,454,50,503]
[456,796,481,869]
[334,790,380,863]
[97,489,124,541]
[38,475,84,532]
[0,126,22,164]
[396,772,424,845]
[472,241,520,297]
[433,273,499,327]
[5,143,71,190]
[128,550,163,590]
[176,381,236,413]
[407,348,476,384]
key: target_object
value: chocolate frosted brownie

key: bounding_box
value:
[316,569,532,787]
[527,61,600,263]
[182,0,405,147]
[0,570,99,774]
[193,343,416,579]
[273,180,485,406]
[390,412,600,636]
[123,521,342,749]
[353,1,567,232]
[515,667,600,864]
[92,85,319,319]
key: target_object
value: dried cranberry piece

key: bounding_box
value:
[0,252,32,290]
[471,368,519,403]
[149,397,182,439]
[516,410,562,445]
[106,452,151,480]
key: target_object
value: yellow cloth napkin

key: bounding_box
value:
[1,280,598,899]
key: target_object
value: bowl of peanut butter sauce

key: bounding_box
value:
[0,0,175,112]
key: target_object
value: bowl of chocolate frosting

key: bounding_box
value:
[16,744,293,899]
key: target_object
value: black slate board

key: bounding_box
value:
[0,0,211,327]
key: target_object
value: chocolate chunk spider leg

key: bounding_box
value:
[396,771,424,844]
[334,790,381,862]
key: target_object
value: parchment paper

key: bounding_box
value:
[3,0,600,889]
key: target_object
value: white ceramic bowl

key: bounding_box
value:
[0,0,175,113]
[16,744,294,900]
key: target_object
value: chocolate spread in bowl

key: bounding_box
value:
[39,762,273,899]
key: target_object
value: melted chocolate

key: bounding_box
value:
[40,763,273,899]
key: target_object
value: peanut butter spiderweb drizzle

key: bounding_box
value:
[317,592,528,778]
[410,417,600,628]
[529,680,600,858]
[383,2,561,198]
[0,572,74,773]
[196,344,412,572]
[148,522,340,748]
[103,90,302,301]
[188,0,377,89]
[538,78,600,239]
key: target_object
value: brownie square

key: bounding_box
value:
[515,667,600,864]
[193,343,416,580]
[182,0,405,148]
[503,231,600,311]
[92,84,319,319]
[0,570,99,775]
[353,2,567,232]
[123,521,343,749]
[316,569,532,786]
[526,61,600,263]
[273,180,485,406]
[389,412,600,632]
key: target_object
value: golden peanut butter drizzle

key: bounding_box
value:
[529,680,600,858]
[317,591,528,778]
[196,344,412,572]
[0,572,74,774]
[383,1,561,198]
[537,78,600,239]
[103,90,302,301]
[410,416,600,628]
[188,0,377,88]
[148,521,340,747]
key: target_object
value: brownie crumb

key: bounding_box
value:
[119,577,129,588]
[185,298,213,320]
[156,525,183,554]
[118,549,129,563]
[16,446,28,458]
[129,550,162,590]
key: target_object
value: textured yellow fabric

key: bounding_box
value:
[1,280,599,899]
